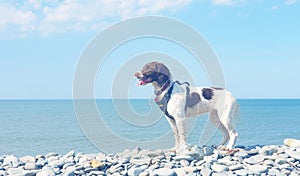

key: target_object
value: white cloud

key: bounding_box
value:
[285,0,298,5]
[212,0,235,5]
[0,0,192,37]
[272,5,278,10]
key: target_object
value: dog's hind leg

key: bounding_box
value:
[219,101,239,150]
[209,110,230,146]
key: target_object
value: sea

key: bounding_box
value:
[0,99,300,157]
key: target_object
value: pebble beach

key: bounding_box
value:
[1,141,300,176]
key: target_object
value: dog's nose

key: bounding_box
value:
[134,71,143,79]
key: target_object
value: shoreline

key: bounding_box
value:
[1,143,300,176]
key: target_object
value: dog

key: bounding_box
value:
[135,61,239,152]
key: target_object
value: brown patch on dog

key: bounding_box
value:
[202,88,214,100]
[186,92,201,107]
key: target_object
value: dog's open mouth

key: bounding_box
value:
[135,71,152,86]
[138,77,152,86]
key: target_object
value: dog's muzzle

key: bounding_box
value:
[135,71,152,86]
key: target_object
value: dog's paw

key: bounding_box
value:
[218,146,239,155]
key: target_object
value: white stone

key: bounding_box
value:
[128,165,146,176]
[228,164,243,171]
[139,171,150,176]
[234,169,248,176]
[234,150,248,158]
[25,163,37,170]
[268,168,281,175]
[180,159,189,166]
[285,150,300,160]
[3,155,19,168]
[45,152,59,158]
[284,138,300,148]
[248,164,268,174]
[173,155,194,162]
[259,145,278,156]
[211,164,228,173]
[152,168,176,176]
[7,167,24,175]
[20,155,36,163]
[200,168,212,176]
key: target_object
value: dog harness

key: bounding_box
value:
[155,81,190,122]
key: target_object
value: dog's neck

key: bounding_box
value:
[153,79,173,96]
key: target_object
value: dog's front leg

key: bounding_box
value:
[176,118,190,153]
[166,118,180,151]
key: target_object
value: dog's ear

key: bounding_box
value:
[156,64,170,86]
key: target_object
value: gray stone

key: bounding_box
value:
[148,164,160,171]
[203,146,214,156]
[3,155,19,168]
[20,156,36,163]
[275,158,288,165]
[234,150,248,158]
[128,165,146,176]
[211,164,228,173]
[62,170,74,176]
[152,168,175,176]
[173,155,194,162]
[248,164,268,174]
[247,149,258,155]
[286,150,300,160]
[25,163,37,170]
[200,168,212,176]
[259,146,278,156]
[24,170,38,176]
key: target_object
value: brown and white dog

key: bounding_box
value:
[135,61,239,152]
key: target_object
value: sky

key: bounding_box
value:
[0,0,299,99]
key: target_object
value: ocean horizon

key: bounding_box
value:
[0,99,299,157]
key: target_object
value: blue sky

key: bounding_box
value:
[0,0,299,99]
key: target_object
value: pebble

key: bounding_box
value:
[173,155,194,162]
[25,163,37,170]
[248,164,268,174]
[285,150,300,160]
[200,168,212,176]
[1,142,300,175]
[211,163,228,172]
[152,168,176,176]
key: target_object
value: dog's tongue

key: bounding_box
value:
[138,80,146,86]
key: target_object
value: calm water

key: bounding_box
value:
[0,99,299,156]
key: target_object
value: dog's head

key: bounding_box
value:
[135,62,171,87]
